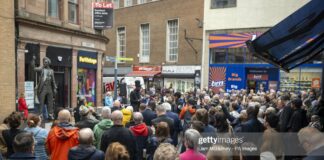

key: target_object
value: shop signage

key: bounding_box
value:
[92,2,114,29]
[209,67,226,93]
[24,81,34,109]
[311,78,320,88]
[227,73,242,81]
[162,66,201,74]
[133,66,161,71]
[247,74,269,80]
[78,51,98,69]
[225,67,244,92]
[82,42,95,48]
[79,56,97,65]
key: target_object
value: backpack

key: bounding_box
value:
[182,109,192,131]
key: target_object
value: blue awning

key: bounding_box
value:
[246,0,324,72]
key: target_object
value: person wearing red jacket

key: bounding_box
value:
[18,93,28,119]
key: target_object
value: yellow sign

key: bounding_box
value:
[79,56,97,64]
[117,57,133,61]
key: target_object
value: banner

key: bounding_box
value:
[92,2,114,29]
[209,67,226,93]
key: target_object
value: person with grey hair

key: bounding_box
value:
[100,110,138,160]
[179,129,205,160]
[46,109,79,160]
[130,112,151,159]
[93,107,113,149]
[151,105,175,138]
[68,128,105,160]
[164,102,182,146]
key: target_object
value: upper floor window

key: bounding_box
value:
[68,0,79,24]
[48,0,60,18]
[117,27,126,62]
[113,0,119,9]
[140,24,150,63]
[137,0,146,4]
[124,0,132,7]
[211,0,236,9]
[166,19,179,62]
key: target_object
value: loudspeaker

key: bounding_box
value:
[119,83,127,96]
[135,80,141,88]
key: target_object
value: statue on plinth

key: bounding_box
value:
[31,56,57,120]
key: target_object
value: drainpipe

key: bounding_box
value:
[15,0,19,111]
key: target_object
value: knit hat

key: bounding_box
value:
[79,105,89,116]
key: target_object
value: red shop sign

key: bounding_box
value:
[247,74,268,80]
[133,66,161,71]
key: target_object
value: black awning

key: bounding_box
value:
[246,0,324,72]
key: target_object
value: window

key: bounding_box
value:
[140,24,150,63]
[124,0,132,7]
[211,0,236,9]
[117,27,126,62]
[210,48,226,63]
[137,0,146,4]
[48,0,60,18]
[227,48,244,63]
[166,19,179,62]
[113,0,119,9]
[68,0,78,24]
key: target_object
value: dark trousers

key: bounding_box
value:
[38,86,54,116]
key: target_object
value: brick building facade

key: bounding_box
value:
[16,0,108,113]
[104,0,203,93]
[0,0,15,122]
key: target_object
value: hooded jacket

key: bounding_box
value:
[93,119,113,149]
[68,145,105,160]
[46,122,79,160]
[122,108,132,126]
[130,123,150,159]
[130,123,149,137]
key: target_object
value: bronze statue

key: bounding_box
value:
[31,56,57,119]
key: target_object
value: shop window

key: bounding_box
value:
[211,0,236,9]
[210,48,226,64]
[77,68,96,106]
[68,0,79,24]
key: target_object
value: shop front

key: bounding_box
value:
[77,51,98,107]
[162,65,200,93]
[126,66,162,90]
[209,64,279,93]
[46,46,72,108]
[280,64,322,92]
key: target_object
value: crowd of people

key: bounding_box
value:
[0,85,323,160]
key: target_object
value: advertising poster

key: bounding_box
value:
[226,67,244,92]
[209,67,226,93]
[311,78,320,88]
[25,81,34,109]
